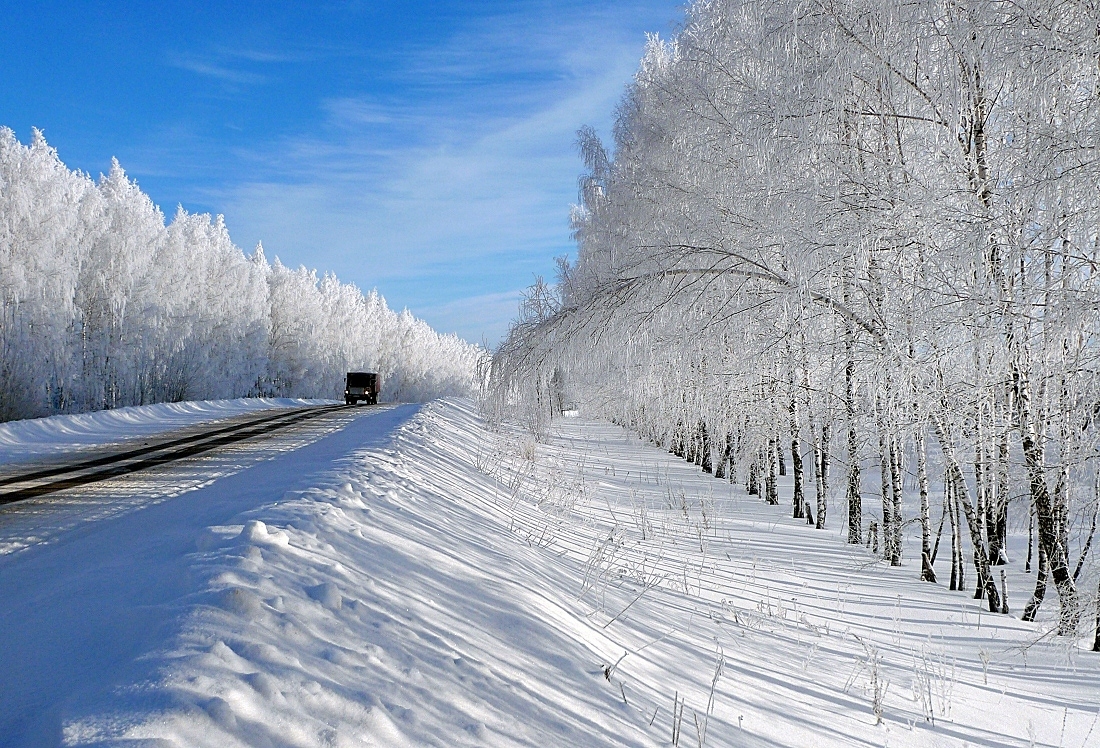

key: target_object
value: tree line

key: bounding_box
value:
[0,129,484,422]
[489,0,1100,639]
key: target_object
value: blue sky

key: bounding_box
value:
[1,0,682,346]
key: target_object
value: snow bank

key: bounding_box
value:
[3,398,1096,745]
[0,397,332,466]
[59,400,651,746]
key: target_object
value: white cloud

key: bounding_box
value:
[171,2,676,345]
[167,54,268,86]
[415,289,525,348]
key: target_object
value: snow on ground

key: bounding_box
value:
[0,402,359,560]
[0,398,334,467]
[1,398,1098,746]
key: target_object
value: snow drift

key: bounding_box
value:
[1,399,1093,746]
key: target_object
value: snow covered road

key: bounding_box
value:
[0,398,335,469]
[0,403,420,745]
[0,404,369,557]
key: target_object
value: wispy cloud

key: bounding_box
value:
[144,1,679,345]
[167,55,268,86]
[166,43,310,88]
[219,48,303,64]
[322,98,407,127]
[218,52,630,268]
[415,289,525,347]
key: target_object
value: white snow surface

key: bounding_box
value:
[0,398,335,467]
[0,398,1097,746]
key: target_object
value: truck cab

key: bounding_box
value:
[344,372,379,405]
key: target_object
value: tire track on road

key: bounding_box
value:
[0,404,364,505]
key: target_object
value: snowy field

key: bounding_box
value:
[0,398,335,467]
[0,398,1096,746]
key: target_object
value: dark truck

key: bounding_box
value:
[344,372,379,405]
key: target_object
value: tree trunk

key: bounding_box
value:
[988,421,1010,565]
[889,434,903,566]
[930,486,948,566]
[879,429,895,564]
[973,413,987,600]
[715,432,731,480]
[790,389,804,519]
[671,421,685,458]
[930,411,1002,612]
[728,430,739,485]
[845,346,861,544]
[1026,503,1034,573]
[1022,541,1049,623]
[1092,574,1100,652]
[816,422,829,530]
[699,420,712,473]
[916,429,936,582]
[948,477,960,591]
[765,438,779,505]
[1016,366,1080,633]
[954,487,965,592]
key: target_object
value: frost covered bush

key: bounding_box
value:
[0,129,485,421]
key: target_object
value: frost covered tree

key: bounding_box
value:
[490,0,1100,632]
[0,129,485,421]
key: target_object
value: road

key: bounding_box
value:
[0,401,421,746]
[0,404,387,556]
[0,404,349,504]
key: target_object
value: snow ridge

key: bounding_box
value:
[48,399,1100,746]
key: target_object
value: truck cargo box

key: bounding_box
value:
[344,372,379,405]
